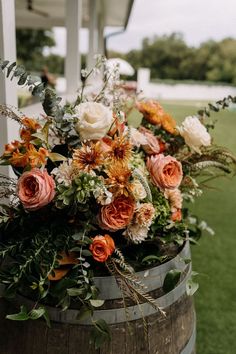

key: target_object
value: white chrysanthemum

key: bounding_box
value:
[135,203,156,227]
[51,159,75,186]
[128,127,147,147]
[123,223,149,244]
[178,116,211,153]
[74,102,113,141]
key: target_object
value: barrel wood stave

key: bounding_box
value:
[0,242,195,354]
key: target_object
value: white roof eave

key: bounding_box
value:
[15,0,134,29]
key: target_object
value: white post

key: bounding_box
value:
[137,68,151,92]
[0,0,18,177]
[65,0,82,94]
[87,0,98,70]
[97,13,104,56]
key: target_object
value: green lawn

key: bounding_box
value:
[160,100,236,354]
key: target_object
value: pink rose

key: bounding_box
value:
[139,127,161,155]
[17,169,55,211]
[147,154,183,190]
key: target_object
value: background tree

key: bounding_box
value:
[16,29,55,70]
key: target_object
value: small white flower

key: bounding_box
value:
[128,127,147,147]
[94,186,113,205]
[74,102,113,141]
[123,223,149,244]
[178,116,211,153]
[51,159,75,186]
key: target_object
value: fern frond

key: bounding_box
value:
[191,160,231,173]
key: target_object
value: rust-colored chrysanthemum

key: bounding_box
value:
[9,150,29,168]
[105,135,132,165]
[136,100,164,125]
[161,113,177,135]
[27,145,49,168]
[3,140,22,156]
[73,142,104,173]
[105,162,132,196]
[9,144,48,168]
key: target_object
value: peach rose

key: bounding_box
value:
[147,154,183,190]
[17,168,55,211]
[99,195,135,231]
[139,127,161,155]
[90,234,115,262]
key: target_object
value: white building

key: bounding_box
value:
[0,0,134,175]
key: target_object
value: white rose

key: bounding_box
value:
[130,179,147,200]
[178,116,211,153]
[74,102,113,141]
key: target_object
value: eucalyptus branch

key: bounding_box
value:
[198,95,236,118]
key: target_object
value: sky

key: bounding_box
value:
[51,0,236,55]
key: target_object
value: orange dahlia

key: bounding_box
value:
[136,100,164,125]
[161,113,177,135]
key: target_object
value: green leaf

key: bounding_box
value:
[48,152,67,162]
[18,72,28,85]
[76,306,92,321]
[6,305,29,321]
[186,278,199,296]
[32,83,45,96]
[91,319,111,349]
[6,62,16,78]
[29,307,45,320]
[163,269,182,293]
[89,299,104,307]
[67,287,85,297]
[0,60,9,70]
[82,249,92,257]
[43,308,51,328]
[186,272,199,296]
[13,65,25,78]
[72,232,84,241]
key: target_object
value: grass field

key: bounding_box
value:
[160,100,236,354]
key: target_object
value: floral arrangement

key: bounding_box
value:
[0,58,236,346]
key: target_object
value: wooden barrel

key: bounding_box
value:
[0,242,196,354]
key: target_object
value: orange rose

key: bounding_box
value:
[99,195,135,231]
[171,209,182,222]
[147,154,183,190]
[90,234,115,262]
[17,168,55,211]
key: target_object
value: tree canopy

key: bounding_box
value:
[111,33,236,85]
